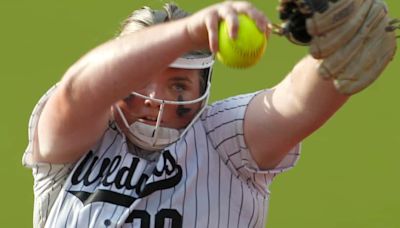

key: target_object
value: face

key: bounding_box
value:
[115,67,204,130]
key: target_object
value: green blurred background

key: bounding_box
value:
[1,0,399,227]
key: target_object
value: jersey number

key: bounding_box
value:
[126,209,182,228]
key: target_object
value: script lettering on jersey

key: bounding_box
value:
[68,150,182,206]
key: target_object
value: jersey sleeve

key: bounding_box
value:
[22,84,75,227]
[201,91,301,195]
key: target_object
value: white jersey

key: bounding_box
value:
[23,85,301,228]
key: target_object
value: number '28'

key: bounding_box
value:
[125,209,182,228]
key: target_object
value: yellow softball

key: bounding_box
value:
[217,14,267,68]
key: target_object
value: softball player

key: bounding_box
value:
[23,1,397,227]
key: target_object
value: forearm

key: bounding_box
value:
[281,55,349,131]
[244,55,350,169]
[36,2,269,163]
[62,19,195,110]
[36,18,197,163]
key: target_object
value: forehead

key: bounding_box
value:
[163,67,202,81]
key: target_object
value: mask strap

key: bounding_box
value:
[151,101,165,146]
[115,105,131,129]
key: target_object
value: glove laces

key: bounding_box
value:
[386,18,400,38]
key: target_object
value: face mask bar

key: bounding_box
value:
[128,80,211,146]
[116,52,214,150]
[169,52,215,69]
[115,101,167,147]
[130,80,211,106]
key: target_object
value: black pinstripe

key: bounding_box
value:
[247,192,256,228]
[182,138,188,221]
[193,126,199,228]
[217,157,222,228]
[237,181,244,228]
[206,134,211,228]
[227,173,233,228]
[202,105,248,119]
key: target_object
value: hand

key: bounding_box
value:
[277,0,398,95]
[184,1,270,53]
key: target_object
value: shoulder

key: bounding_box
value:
[201,91,262,121]
[23,84,61,167]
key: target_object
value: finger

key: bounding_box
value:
[205,12,219,53]
[246,9,268,33]
[218,5,239,39]
[231,2,267,33]
[264,18,273,39]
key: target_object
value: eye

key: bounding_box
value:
[171,83,187,93]
[123,93,135,101]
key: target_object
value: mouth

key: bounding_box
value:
[138,116,160,125]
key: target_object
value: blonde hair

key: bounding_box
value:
[118,3,189,37]
[118,3,211,93]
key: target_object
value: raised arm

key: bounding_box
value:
[244,0,397,169]
[245,56,348,169]
[33,2,269,164]
[35,19,193,163]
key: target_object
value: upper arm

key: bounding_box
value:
[244,89,305,170]
[244,55,349,169]
[33,81,110,164]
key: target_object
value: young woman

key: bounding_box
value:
[23,1,396,227]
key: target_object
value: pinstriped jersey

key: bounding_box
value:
[23,85,301,228]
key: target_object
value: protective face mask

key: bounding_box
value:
[115,105,180,151]
[114,53,214,151]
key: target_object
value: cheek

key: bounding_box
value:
[177,103,202,122]
[162,104,201,126]
[123,95,139,109]
[115,100,130,116]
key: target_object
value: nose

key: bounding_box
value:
[144,93,160,108]
[139,85,161,108]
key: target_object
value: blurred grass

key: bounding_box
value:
[1,0,399,227]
